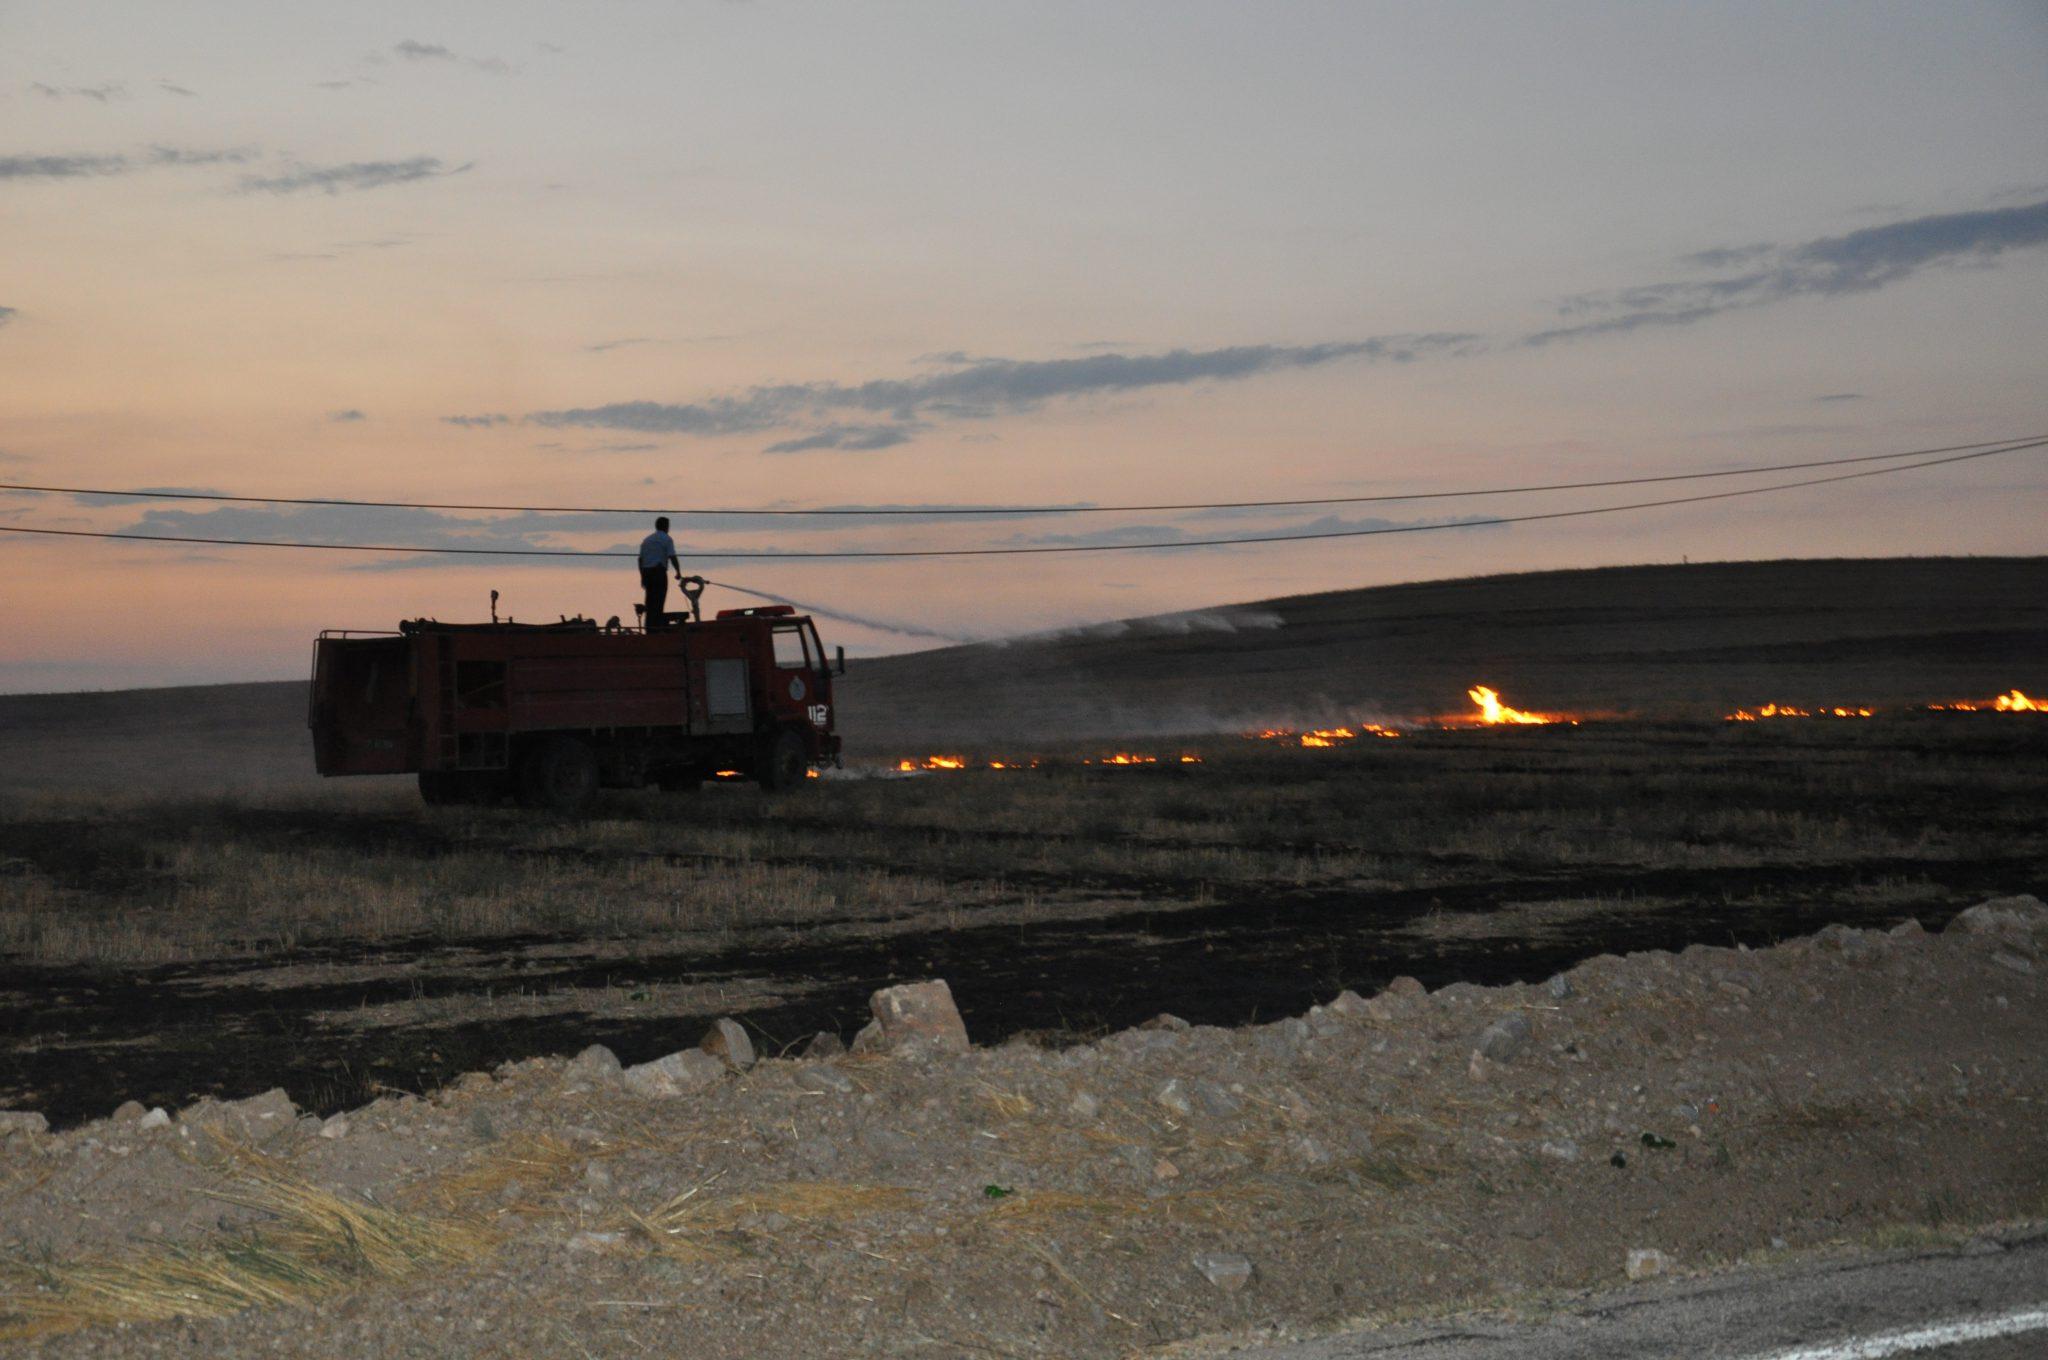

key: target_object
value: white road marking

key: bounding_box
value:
[1747,1303,2048,1360]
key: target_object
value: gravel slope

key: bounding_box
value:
[3,896,2046,1357]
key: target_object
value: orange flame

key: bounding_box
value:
[1467,686,1550,725]
[1930,688,2043,713]
[1725,703,1872,721]
[1249,724,1400,746]
[897,755,968,771]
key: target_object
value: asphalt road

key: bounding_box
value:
[1221,1228,2048,1359]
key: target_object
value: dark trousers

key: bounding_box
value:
[640,566,669,629]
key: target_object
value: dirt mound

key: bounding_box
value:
[4,897,2045,1357]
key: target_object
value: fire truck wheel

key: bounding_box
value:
[756,728,810,792]
[518,735,600,811]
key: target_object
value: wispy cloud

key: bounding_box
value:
[392,39,509,74]
[0,153,130,180]
[1815,392,1865,403]
[29,81,124,102]
[239,156,471,195]
[442,413,512,428]
[0,306,16,327]
[1,145,255,183]
[1528,197,2048,344]
[464,197,2048,451]
[146,144,257,167]
[158,81,197,97]
[73,485,232,507]
[327,409,367,422]
[584,337,652,353]
[763,423,923,454]
[525,335,1477,449]
[1004,511,1498,551]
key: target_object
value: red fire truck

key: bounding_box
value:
[309,579,842,809]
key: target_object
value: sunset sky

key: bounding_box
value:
[3,2,2046,693]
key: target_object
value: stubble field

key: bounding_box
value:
[4,711,2043,1129]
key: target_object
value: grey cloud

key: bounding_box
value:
[328,409,367,422]
[1815,392,1865,402]
[118,504,575,554]
[586,442,659,453]
[1,146,257,184]
[74,485,231,507]
[443,413,512,427]
[528,335,1478,440]
[30,82,124,102]
[239,157,471,195]
[0,306,15,327]
[1537,198,2048,342]
[1010,511,1498,551]
[0,154,130,180]
[147,144,258,166]
[584,337,652,353]
[393,40,509,74]
[763,423,922,454]
[159,81,197,97]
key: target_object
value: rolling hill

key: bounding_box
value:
[2,556,2041,791]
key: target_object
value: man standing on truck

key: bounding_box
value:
[638,516,680,629]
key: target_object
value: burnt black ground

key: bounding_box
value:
[3,853,2037,1129]
[5,714,2045,1130]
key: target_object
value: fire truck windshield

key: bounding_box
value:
[771,626,808,669]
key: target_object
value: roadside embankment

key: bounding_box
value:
[3,896,2045,1357]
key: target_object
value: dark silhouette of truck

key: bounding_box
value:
[309,585,842,809]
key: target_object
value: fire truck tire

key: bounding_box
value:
[756,728,810,792]
[518,735,599,811]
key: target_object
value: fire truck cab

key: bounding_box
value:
[309,598,842,810]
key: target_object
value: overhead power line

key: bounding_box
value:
[0,434,2037,517]
[0,439,2039,560]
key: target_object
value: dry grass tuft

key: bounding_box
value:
[974,1081,1035,1120]
[623,1177,920,1260]
[411,1131,589,1217]
[0,1143,490,1341]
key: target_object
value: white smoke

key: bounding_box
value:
[986,608,1285,648]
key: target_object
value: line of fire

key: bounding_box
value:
[307,579,2039,805]
[886,686,2042,777]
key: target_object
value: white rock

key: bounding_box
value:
[1626,1248,1673,1281]
[797,1066,855,1095]
[700,1018,757,1071]
[622,1049,725,1098]
[1193,1251,1254,1291]
[863,979,971,1059]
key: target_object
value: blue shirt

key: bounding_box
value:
[638,531,677,570]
